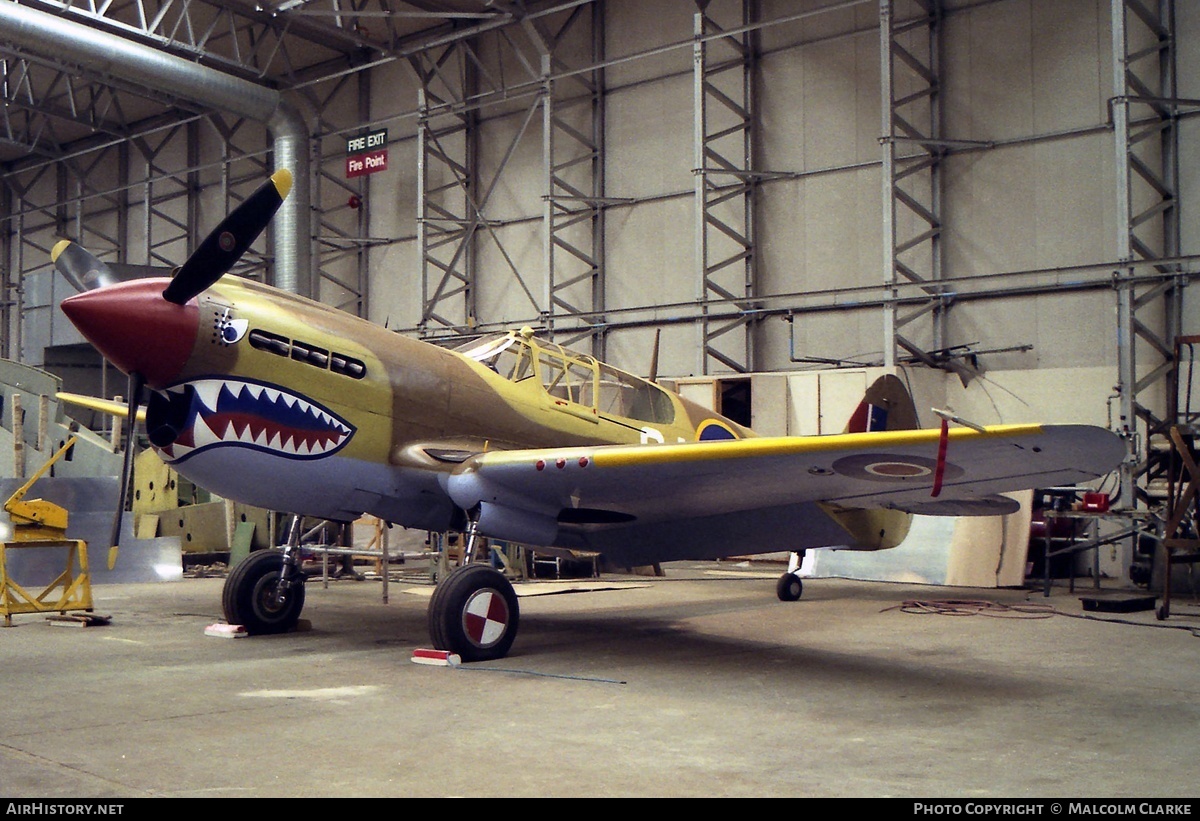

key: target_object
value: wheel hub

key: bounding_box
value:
[462,588,510,648]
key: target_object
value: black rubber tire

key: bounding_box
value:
[776,572,803,602]
[427,572,450,651]
[222,549,306,635]
[428,564,520,662]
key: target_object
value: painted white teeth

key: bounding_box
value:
[194,380,223,412]
[158,378,350,462]
[192,416,221,449]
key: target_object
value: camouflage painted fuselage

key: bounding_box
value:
[144,277,756,535]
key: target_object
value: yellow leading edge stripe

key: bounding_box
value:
[477,423,1046,469]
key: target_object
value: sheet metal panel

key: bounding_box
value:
[1,478,182,585]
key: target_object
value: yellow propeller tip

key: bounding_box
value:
[271,168,294,199]
[107,545,119,571]
[50,239,73,262]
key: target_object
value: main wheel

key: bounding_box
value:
[776,572,803,602]
[428,563,520,662]
[223,549,306,634]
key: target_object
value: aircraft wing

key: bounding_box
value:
[445,423,1124,563]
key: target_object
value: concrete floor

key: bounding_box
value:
[2,560,1198,798]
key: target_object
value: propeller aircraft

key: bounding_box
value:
[55,169,1126,662]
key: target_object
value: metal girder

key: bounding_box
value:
[880,0,996,381]
[693,0,759,376]
[310,70,372,317]
[1110,0,1190,509]
[0,52,203,164]
[413,40,482,336]
[0,177,8,357]
[882,0,942,369]
[539,3,608,357]
[18,0,364,82]
[413,4,606,345]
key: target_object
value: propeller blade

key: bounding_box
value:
[162,168,293,305]
[108,372,144,571]
[51,240,119,292]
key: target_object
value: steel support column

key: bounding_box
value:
[539,3,610,358]
[414,53,481,336]
[693,1,760,376]
[1111,0,1186,508]
[312,70,373,318]
[1,181,12,361]
[881,0,961,373]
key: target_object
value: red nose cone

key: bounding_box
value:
[61,279,199,389]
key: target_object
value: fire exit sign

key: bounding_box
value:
[346,128,387,178]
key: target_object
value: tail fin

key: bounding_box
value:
[845,374,919,433]
[827,374,920,551]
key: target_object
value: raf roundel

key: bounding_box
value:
[831,453,965,484]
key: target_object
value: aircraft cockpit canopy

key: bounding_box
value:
[457,332,675,425]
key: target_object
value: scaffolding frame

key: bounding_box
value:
[412,40,484,337]
[881,0,988,375]
[692,1,760,376]
[539,2,611,358]
[1110,0,1192,510]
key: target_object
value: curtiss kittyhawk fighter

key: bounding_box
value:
[56,169,1126,661]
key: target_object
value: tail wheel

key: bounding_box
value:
[776,573,803,602]
[428,563,520,662]
[223,549,306,634]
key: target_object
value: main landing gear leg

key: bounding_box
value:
[222,514,307,634]
[427,509,521,662]
[776,550,805,602]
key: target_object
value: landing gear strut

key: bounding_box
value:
[222,515,306,634]
[426,511,521,662]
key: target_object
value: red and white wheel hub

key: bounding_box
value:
[462,588,510,648]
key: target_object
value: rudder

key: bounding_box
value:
[844,374,919,433]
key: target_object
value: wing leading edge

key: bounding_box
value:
[444,423,1124,564]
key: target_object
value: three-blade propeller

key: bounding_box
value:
[54,169,293,568]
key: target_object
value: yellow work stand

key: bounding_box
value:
[0,434,97,626]
[0,537,94,626]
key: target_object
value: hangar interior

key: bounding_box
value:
[1,0,1198,596]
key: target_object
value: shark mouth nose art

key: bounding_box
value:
[146,377,355,463]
